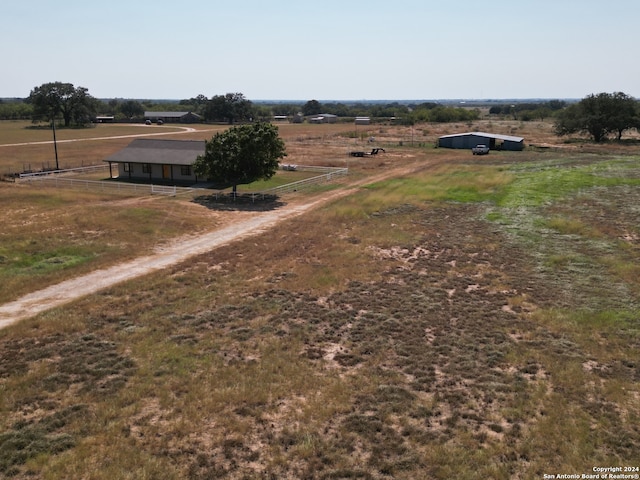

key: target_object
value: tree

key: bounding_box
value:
[179,94,208,115]
[194,122,287,196]
[27,82,97,127]
[204,93,253,124]
[119,100,145,119]
[302,99,322,116]
[609,92,638,140]
[554,92,638,142]
[180,94,208,107]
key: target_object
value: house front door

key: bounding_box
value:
[162,165,171,179]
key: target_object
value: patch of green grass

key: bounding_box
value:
[485,210,510,224]
[601,255,640,287]
[0,247,97,302]
[11,250,94,273]
[239,170,323,192]
[498,157,640,208]
[545,216,599,237]
[484,157,640,307]
[328,165,513,219]
[532,307,638,335]
[364,165,512,205]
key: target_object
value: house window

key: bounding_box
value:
[181,165,192,176]
[142,164,151,174]
[123,163,130,172]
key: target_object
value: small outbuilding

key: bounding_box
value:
[104,139,205,184]
[309,113,338,124]
[438,132,524,151]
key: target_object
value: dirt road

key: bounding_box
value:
[0,163,421,330]
[0,124,203,148]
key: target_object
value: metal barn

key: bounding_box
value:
[144,111,202,124]
[438,132,524,151]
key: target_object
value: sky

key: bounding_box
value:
[2,0,639,101]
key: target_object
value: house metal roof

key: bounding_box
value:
[105,139,205,166]
[144,111,201,118]
[439,131,524,142]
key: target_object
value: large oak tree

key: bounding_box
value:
[194,122,286,195]
[554,92,638,142]
[27,82,98,127]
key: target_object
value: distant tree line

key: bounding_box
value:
[9,83,640,142]
[488,100,567,121]
[0,98,33,120]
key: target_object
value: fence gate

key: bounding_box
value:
[151,184,177,196]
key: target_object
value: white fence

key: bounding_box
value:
[151,185,178,196]
[19,164,109,178]
[18,164,348,198]
[263,166,348,196]
[20,176,193,196]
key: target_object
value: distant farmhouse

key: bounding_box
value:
[438,132,524,151]
[105,139,205,184]
[144,111,202,124]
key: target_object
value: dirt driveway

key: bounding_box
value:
[0,163,421,330]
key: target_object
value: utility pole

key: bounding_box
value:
[52,117,59,170]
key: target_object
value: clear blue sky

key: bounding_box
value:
[3,0,638,101]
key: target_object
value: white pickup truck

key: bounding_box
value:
[471,144,490,155]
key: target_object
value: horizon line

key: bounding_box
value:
[1,96,582,103]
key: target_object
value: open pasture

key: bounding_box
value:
[0,119,407,305]
[0,122,224,174]
[1,119,639,478]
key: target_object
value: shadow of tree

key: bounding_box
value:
[192,193,286,212]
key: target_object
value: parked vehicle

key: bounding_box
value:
[471,144,490,155]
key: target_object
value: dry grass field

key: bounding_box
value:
[1,119,639,479]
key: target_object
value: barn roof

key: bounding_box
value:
[439,131,524,142]
[105,139,205,166]
[144,111,201,119]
